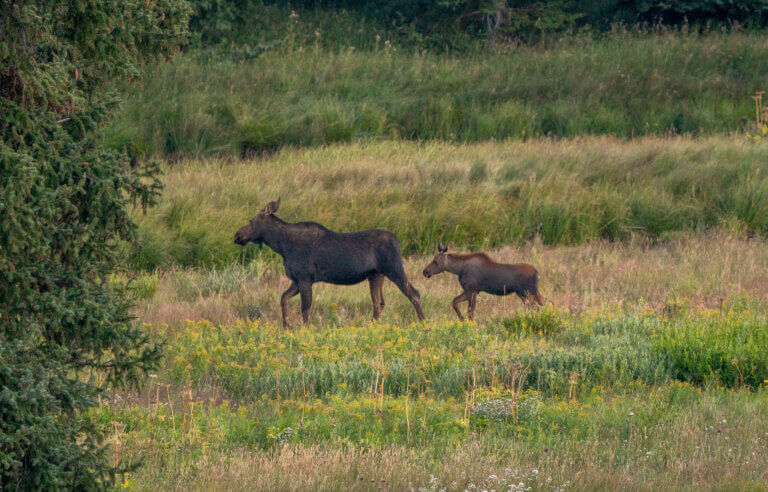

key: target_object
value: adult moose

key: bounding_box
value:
[422,242,542,321]
[234,199,425,327]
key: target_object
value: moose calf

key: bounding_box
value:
[422,242,542,321]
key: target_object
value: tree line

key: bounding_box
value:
[189,0,768,48]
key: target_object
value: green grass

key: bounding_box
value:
[128,137,768,269]
[163,306,768,402]
[103,305,768,490]
[107,29,768,158]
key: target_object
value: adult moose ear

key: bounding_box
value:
[262,198,280,215]
[438,241,448,253]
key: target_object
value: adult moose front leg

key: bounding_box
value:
[299,282,313,324]
[451,291,469,321]
[280,282,299,328]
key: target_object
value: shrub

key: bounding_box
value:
[653,311,768,388]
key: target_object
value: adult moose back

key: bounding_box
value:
[234,199,425,327]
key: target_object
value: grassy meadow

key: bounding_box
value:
[106,310,768,490]
[105,134,768,490]
[107,30,768,158]
[99,21,768,490]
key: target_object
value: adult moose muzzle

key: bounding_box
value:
[423,242,543,321]
[234,199,425,327]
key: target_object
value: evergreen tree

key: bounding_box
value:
[0,1,190,488]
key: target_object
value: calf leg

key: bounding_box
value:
[467,292,478,321]
[299,282,313,324]
[369,274,385,320]
[452,291,469,321]
[280,282,300,328]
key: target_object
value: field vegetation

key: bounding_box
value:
[134,231,768,328]
[130,137,768,269]
[107,30,768,158]
[9,0,768,489]
[109,250,768,489]
[94,5,768,490]
[106,134,768,489]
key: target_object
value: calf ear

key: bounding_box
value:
[263,198,280,215]
[438,241,447,253]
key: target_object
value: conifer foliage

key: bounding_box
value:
[0,1,190,488]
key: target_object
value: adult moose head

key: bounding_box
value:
[235,199,425,327]
[234,198,281,249]
[423,242,542,321]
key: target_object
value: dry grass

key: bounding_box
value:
[123,232,768,491]
[136,232,768,328]
[131,136,768,269]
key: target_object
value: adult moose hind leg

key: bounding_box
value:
[384,272,425,321]
[467,292,478,321]
[299,282,313,324]
[528,292,544,307]
[280,282,299,328]
[378,281,385,311]
[451,291,469,321]
[369,274,386,320]
[380,239,425,321]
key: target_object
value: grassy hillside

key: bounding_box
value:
[130,136,768,269]
[108,30,768,158]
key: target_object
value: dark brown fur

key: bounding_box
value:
[422,242,542,321]
[235,199,425,327]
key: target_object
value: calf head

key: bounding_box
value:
[423,241,449,278]
[234,198,280,248]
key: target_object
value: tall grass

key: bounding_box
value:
[107,30,768,157]
[105,307,768,490]
[129,137,768,269]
